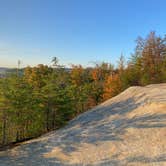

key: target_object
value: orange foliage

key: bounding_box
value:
[70,65,84,86]
[103,74,122,100]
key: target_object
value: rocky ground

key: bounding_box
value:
[0,84,166,166]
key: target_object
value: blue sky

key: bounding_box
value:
[0,0,166,67]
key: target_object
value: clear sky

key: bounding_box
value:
[0,0,166,67]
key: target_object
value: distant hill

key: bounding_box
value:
[0,68,24,77]
[0,67,8,73]
[0,68,15,77]
[0,84,166,165]
[0,68,9,77]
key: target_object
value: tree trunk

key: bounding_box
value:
[2,116,7,145]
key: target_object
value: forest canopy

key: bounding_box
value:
[0,31,166,147]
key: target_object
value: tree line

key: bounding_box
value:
[0,31,166,147]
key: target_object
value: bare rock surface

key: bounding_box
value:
[0,84,166,166]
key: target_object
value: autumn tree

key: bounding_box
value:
[134,32,166,85]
